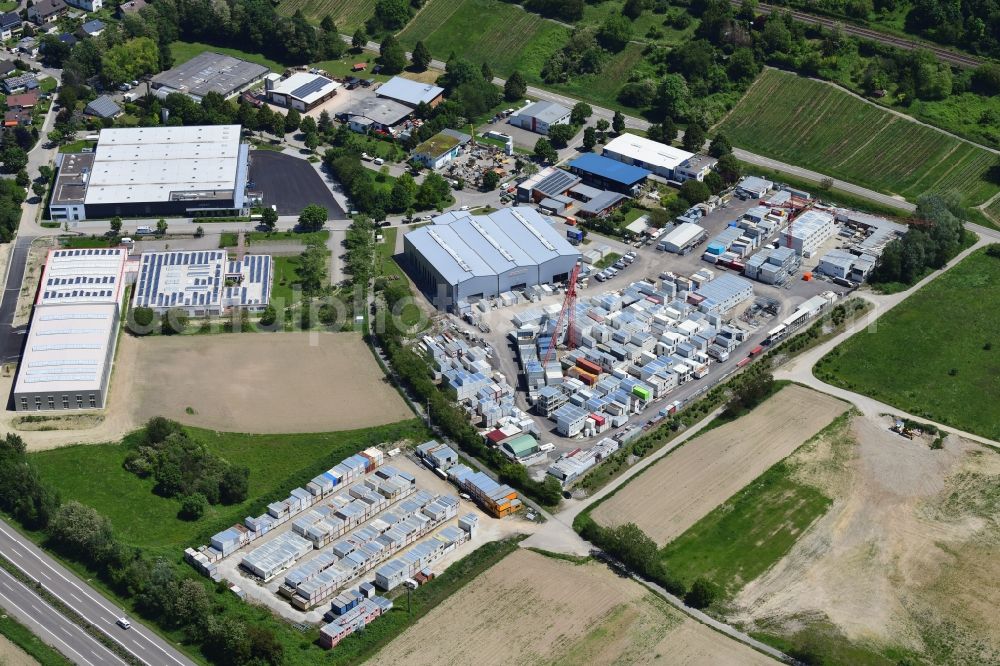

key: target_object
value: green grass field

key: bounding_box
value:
[169,41,288,72]
[0,614,72,666]
[816,247,1000,440]
[718,69,1000,206]
[660,460,832,599]
[275,0,374,28]
[396,0,568,79]
[29,420,426,556]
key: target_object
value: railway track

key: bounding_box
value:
[738,1,984,68]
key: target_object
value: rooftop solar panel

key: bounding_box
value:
[290,76,329,99]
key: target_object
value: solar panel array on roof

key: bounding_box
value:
[290,76,329,99]
[135,251,272,313]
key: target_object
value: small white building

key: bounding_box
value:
[411,129,470,170]
[509,101,570,136]
[265,72,340,112]
[65,0,102,12]
[674,155,718,182]
[602,134,693,180]
[736,176,773,198]
[693,273,754,314]
[659,222,706,254]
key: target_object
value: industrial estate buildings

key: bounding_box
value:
[150,51,269,101]
[49,125,250,221]
[13,248,128,412]
[403,207,580,308]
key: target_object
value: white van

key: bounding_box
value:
[373,157,385,166]
[120,237,134,245]
[135,225,153,235]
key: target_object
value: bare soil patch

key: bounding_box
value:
[731,414,1000,663]
[13,238,54,328]
[13,413,104,431]
[592,385,847,545]
[128,332,411,433]
[0,635,37,666]
[371,548,775,665]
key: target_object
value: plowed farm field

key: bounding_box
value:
[370,548,776,665]
[718,68,1000,206]
[592,385,848,545]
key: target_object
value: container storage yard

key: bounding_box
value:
[185,451,498,624]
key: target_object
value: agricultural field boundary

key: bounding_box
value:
[717,68,1000,207]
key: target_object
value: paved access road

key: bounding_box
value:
[0,235,35,363]
[0,563,127,666]
[0,521,196,666]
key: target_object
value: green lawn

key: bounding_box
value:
[58,235,115,248]
[275,0,375,28]
[377,227,423,330]
[0,614,72,666]
[30,420,427,555]
[58,140,96,154]
[246,229,330,245]
[169,41,288,72]
[660,459,832,599]
[594,252,621,269]
[396,0,569,79]
[815,246,1000,440]
[718,69,1000,207]
[270,255,304,305]
[39,77,57,93]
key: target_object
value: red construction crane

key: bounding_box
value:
[543,262,582,367]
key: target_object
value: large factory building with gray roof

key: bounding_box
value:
[402,207,580,309]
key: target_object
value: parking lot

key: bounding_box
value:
[248,150,343,216]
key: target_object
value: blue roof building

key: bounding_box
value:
[567,153,650,195]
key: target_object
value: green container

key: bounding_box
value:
[632,385,651,401]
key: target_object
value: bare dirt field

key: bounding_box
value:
[13,238,54,327]
[127,332,412,433]
[0,635,36,666]
[371,548,776,665]
[592,385,848,545]
[731,414,1000,663]
[0,331,413,451]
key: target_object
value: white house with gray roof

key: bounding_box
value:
[509,100,571,135]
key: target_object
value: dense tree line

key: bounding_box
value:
[123,417,249,507]
[871,192,971,284]
[0,434,59,529]
[0,179,27,242]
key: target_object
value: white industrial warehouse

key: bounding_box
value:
[49,125,250,221]
[133,250,272,315]
[13,248,128,412]
[602,134,694,180]
[402,207,581,309]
